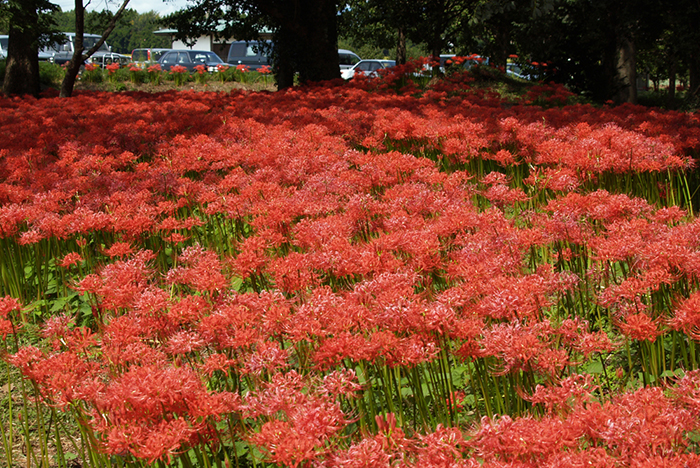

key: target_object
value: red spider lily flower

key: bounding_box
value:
[169,64,188,74]
[84,62,99,72]
[73,273,102,294]
[0,296,21,339]
[147,63,162,73]
[216,63,229,73]
[617,312,662,342]
[193,64,207,75]
[576,386,696,461]
[320,369,362,398]
[106,62,120,74]
[167,294,210,326]
[250,419,319,467]
[8,348,99,409]
[525,374,597,416]
[104,418,198,464]
[672,369,700,413]
[41,313,75,349]
[330,438,392,467]
[59,251,83,268]
[241,340,290,375]
[129,64,141,72]
[165,329,206,357]
[258,64,271,74]
[199,353,236,377]
[670,291,700,337]
[104,241,134,258]
[236,64,249,72]
[166,245,227,294]
[469,414,583,463]
[0,295,22,318]
[415,425,472,467]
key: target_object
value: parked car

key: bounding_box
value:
[0,35,7,60]
[506,62,531,80]
[158,50,225,72]
[338,49,361,70]
[42,33,129,68]
[341,59,396,80]
[227,41,363,72]
[226,40,270,70]
[131,48,171,68]
[424,54,489,73]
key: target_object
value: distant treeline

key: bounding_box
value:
[52,8,170,55]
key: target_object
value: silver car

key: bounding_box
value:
[341,59,396,80]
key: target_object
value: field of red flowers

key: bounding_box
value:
[2,64,700,467]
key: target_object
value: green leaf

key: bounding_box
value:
[585,359,603,374]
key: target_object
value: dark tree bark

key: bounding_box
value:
[3,23,41,96]
[2,1,45,97]
[295,0,339,84]
[396,26,407,65]
[257,0,339,87]
[59,0,85,98]
[690,51,700,98]
[615,35,637,104]
[493,20,509,70]
[666,47,677,107]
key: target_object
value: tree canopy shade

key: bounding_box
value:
[161,0,341,88]
[1,0,59,96]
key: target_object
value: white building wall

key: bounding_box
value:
[172,36,212,50]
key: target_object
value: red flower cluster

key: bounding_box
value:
[1,75,700,466]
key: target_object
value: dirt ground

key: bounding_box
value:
[72,78,278,94]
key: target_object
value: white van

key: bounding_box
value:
[42,33,129,68]
[0,35,7,59]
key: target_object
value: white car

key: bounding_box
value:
[341,59,396,80]
[339,49,361,70]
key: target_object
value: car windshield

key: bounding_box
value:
[47,35,109,53]
[83,36,109,52]
[132,50,148,62]
[191,52,222,63]
[0,37,8,51]
[152,50,168,61]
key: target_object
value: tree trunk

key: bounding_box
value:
[396,26,407,65]
[294,0,339,85]
[59,0,130,97]
[688,48,699,98]
[259,0,339,88]
[273,26,296,89]
[667,50,677,108]
[493,20,509,70]
[2,6,41,96]
[614,34,636,104]
[60,0,85,98]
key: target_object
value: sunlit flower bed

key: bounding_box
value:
[1,67,700,467]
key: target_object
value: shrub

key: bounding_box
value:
[128,64,146,84]
[147,63,163,85]
[169,64,189,86]
[81,63,103,83]
[39,61,65,87]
